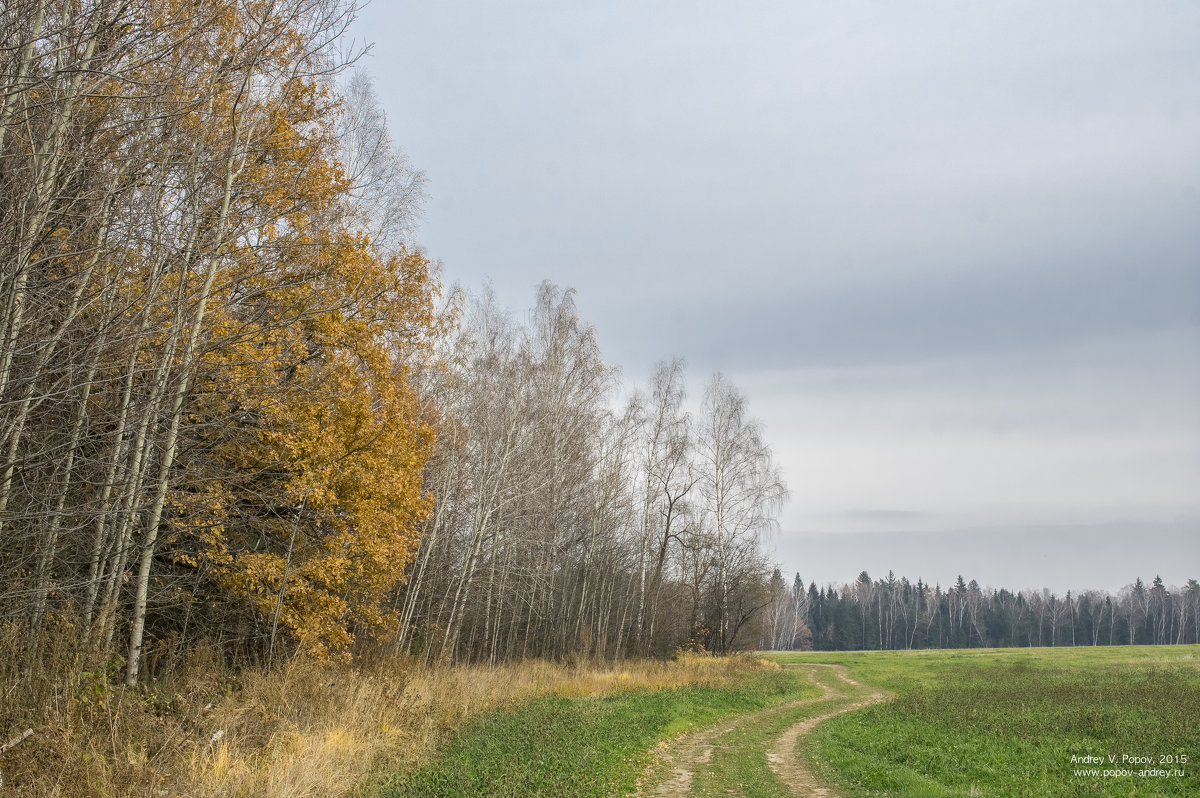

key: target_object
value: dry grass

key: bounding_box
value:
[1,619,774,797]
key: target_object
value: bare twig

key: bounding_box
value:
[0,727,33,755]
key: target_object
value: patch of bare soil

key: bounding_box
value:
[635,711,748,798]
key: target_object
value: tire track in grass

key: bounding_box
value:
[642,666,837,798]
[766,665,888,797]
[640,664,888,798]
[643,710,753,797]
[642,668,824,798]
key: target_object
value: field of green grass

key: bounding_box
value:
[369,646,1197,797]
[772,645,1200,797]
[375,665,815,797]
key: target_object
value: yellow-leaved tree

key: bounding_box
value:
[0,0,441,679]
[166,69,439,661]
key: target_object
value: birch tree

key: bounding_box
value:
[694,373,787,652]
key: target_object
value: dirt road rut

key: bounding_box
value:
[765,665,887,797]
[642,664,887,798]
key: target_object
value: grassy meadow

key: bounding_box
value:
[376,665,812,797]
[5,636,1196,796]
[377,645,1200,797]
[771,645,1200,797]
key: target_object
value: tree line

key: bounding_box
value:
[762,571,1200,651]
[1,0,787,683]
[395,288,786,664]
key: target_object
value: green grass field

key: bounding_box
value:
[375,666,815,797]
[375,646,1197,797]
[772,646,1200,797]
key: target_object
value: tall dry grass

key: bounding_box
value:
[1,618,775,797]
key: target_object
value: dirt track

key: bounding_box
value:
[642,664,887,798]
[765,665,888,797]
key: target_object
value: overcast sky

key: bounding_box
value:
[348,1,1200,593]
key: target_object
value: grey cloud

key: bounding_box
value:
[353,1,1200,383]
[840,510,932,523]
[351,2,1200,590]
[606,253,1199,374]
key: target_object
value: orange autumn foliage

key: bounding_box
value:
[163,69,440,660]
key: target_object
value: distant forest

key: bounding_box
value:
[761,571,1200,651]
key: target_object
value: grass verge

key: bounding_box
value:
[376,665,811,798]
